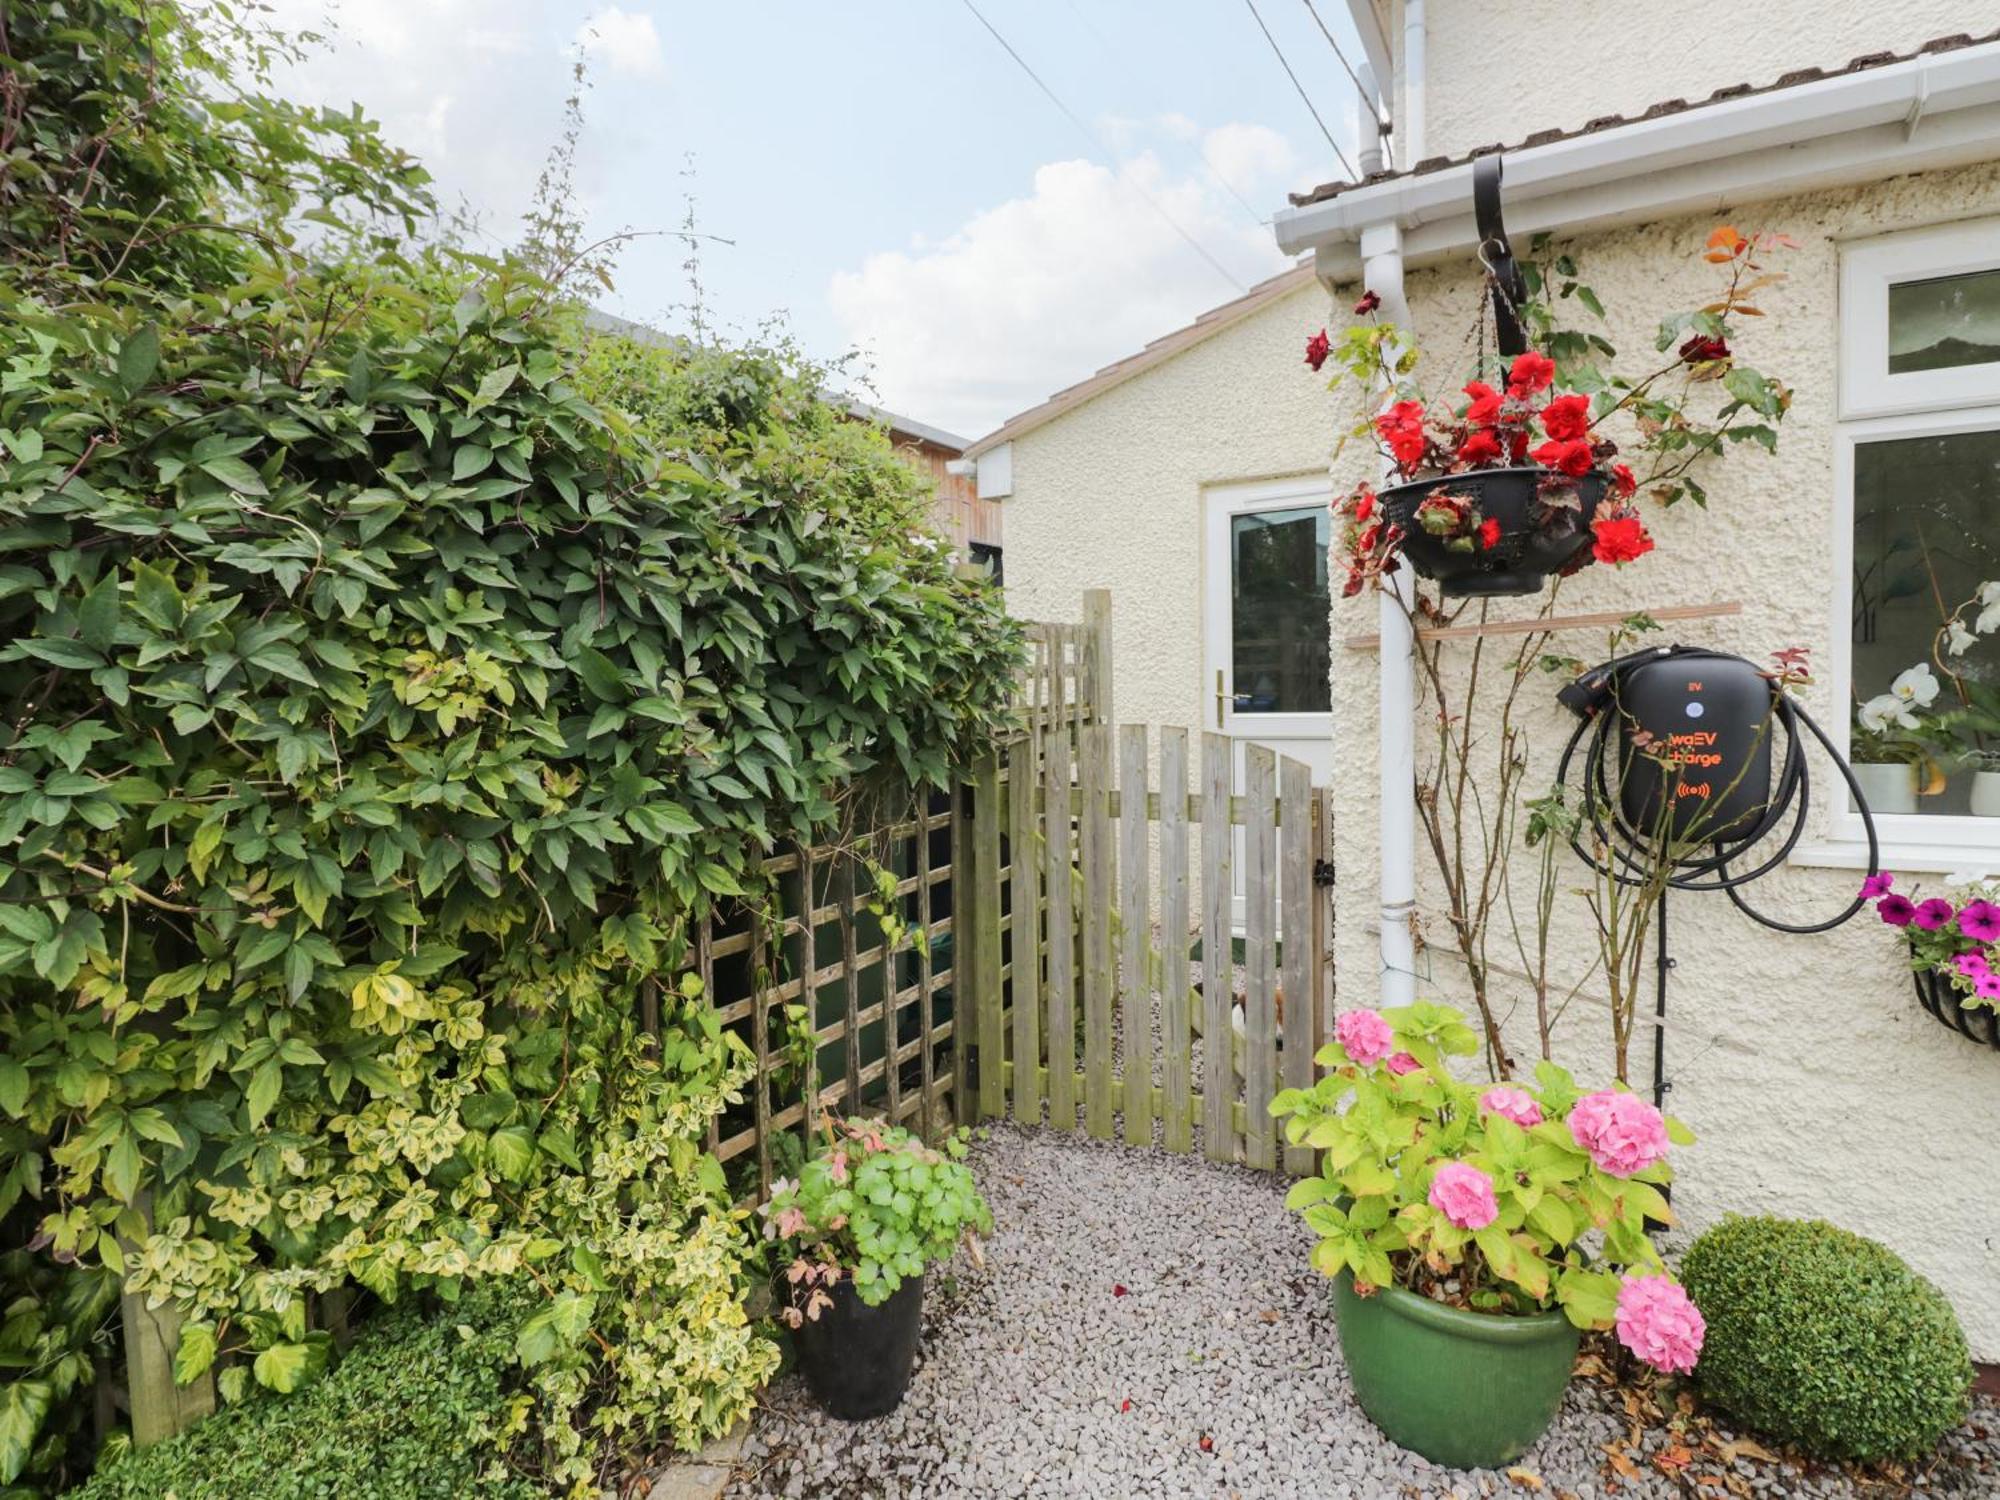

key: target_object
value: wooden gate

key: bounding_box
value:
[957,709,1332,1175]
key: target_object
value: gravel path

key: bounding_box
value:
[731,1125,2000,1500]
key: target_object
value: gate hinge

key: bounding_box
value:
[1311,858,1336,888]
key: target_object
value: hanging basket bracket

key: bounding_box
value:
[1473,155,1528,358]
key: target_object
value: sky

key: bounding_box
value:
[258,1,1371,439]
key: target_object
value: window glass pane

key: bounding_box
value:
[1852,427,2000,814]
[1888,268,2000,374]
[1231,506,1330,714]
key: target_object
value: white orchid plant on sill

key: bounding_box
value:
[1854,580,2000,776]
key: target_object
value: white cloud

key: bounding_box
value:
[828,128,1296,439]
[574,7,664,78]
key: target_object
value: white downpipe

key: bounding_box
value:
[1363,219,1417,1008]
[1402,0,1426,165]
[1356,65,1385,178]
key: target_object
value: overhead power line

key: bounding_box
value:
[1241,0,1358,182]
[1300,0,1387,128]
[958,0,1249,292]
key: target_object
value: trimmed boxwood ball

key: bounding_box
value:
[1682,1215,1972,1461]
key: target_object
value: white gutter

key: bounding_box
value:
[1276,38,2000,274]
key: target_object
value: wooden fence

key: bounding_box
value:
[955,724,1332,1174]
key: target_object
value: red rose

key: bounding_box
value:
[1678,333,1729,364]
[1591,511,1655,566]
[1538,392,1592,443]
[1478,516,1501,550]
[1461,379,1502,428]
[1305,329,1332,371]
[1506,351,1555,397]
[1353,289,1381,316]
[1456,428,1502,467]
[1610,463,1637,498]
[1376,400,1429,471]
[1530,437,1596,478]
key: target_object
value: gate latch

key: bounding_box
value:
[1311,858,1336,888]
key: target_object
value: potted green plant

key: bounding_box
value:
[1273,1002,1704,1470]
[762,1117,991,1420]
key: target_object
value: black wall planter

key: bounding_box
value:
[1379,466,1609,598]
[791,1272,926,1420]
[1913,969,2000,1050]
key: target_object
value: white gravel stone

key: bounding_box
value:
[731,1124,1999,1499]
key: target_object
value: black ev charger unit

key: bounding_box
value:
[1555,645,1882,1112]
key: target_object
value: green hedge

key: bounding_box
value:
[68,1294,544,1500]
[1682,1215,1972,1461]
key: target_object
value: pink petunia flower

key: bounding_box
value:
[1877,894,1917,927]
[1567,1090,1670,1178]
[1957,899,2000,943]
[1616,1274,1705,1375]
[1977,973,2000,1002]
[1479,1085,1544,1127]
[1913,898,1956,932]
[1385,1052,1422,1075]
[1427,1161,1499,1230]
[1334,1008,1396,1067]
[1954,951,1990,980]
[1858,871,1894,900]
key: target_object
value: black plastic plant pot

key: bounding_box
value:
[1379,466,1610,598]
[1913,969,2000,1051]
[792,1272,925,1420]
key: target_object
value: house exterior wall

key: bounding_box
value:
[1398,0,1979,164]
[1324,160,2000,1360]
[998,277,1334,738]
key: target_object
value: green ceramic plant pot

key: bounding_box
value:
[1334,1271,1580,1470]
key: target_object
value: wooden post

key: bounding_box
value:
[1201,733,1235,1163]
[1081,588,1113,726]
[1242,745,1279,1172]
[795,842,821,1144]
[1279,757,1317,1175]
[120,1198,215,1446]
[973,756,1006,1121]
[1158,728,1193,1153]
[1007,737,1042,1126]
[1043,730,1077,1131]
[839,856,863,1116]
[749,912,773,1196]
[916,806,937,1141]
[949,777,974,1123]
[1080,723,1115,1138]
[1118,725,1153,1147]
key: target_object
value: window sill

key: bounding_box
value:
[1790,835,2000,875]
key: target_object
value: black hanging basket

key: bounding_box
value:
[1379,467,1609,598]
[1913,968,2000,1050]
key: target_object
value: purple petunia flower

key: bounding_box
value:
[1958,899,2000,943]
[1913,898,1957,931]
[1976,973,2000,1001]
[1859,871,1895,901]
[1878,894,1917,926]
[1955,951,1991,979]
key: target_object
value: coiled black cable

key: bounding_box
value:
[1553,646,1881,935]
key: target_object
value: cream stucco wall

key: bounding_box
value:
[1000,277,1336,739]
[1001,160,2000,1359]
[1399,0,1989,164]
[1325,161,2000,1359]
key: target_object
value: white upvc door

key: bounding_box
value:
[1202,476,1336,926]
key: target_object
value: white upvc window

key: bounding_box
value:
[1804,220,2000,871]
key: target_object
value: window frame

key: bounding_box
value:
[1839,219,2000,421]
[1800,399,2000,872]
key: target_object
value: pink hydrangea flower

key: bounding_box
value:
[1479,1085,1543,1127]
[1877,893,1917,927]
[1957,899,2000,942]
[1858,871,1894,900]
[1334,1008,1396,1067]
[1566,1089,1670,1178]
[1615,1274,1705,1374]
[1427,1161,1499,1230]
[1913,898,1956,932]
[1954,951,1990,979]
[1385,1051,1422,1075]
